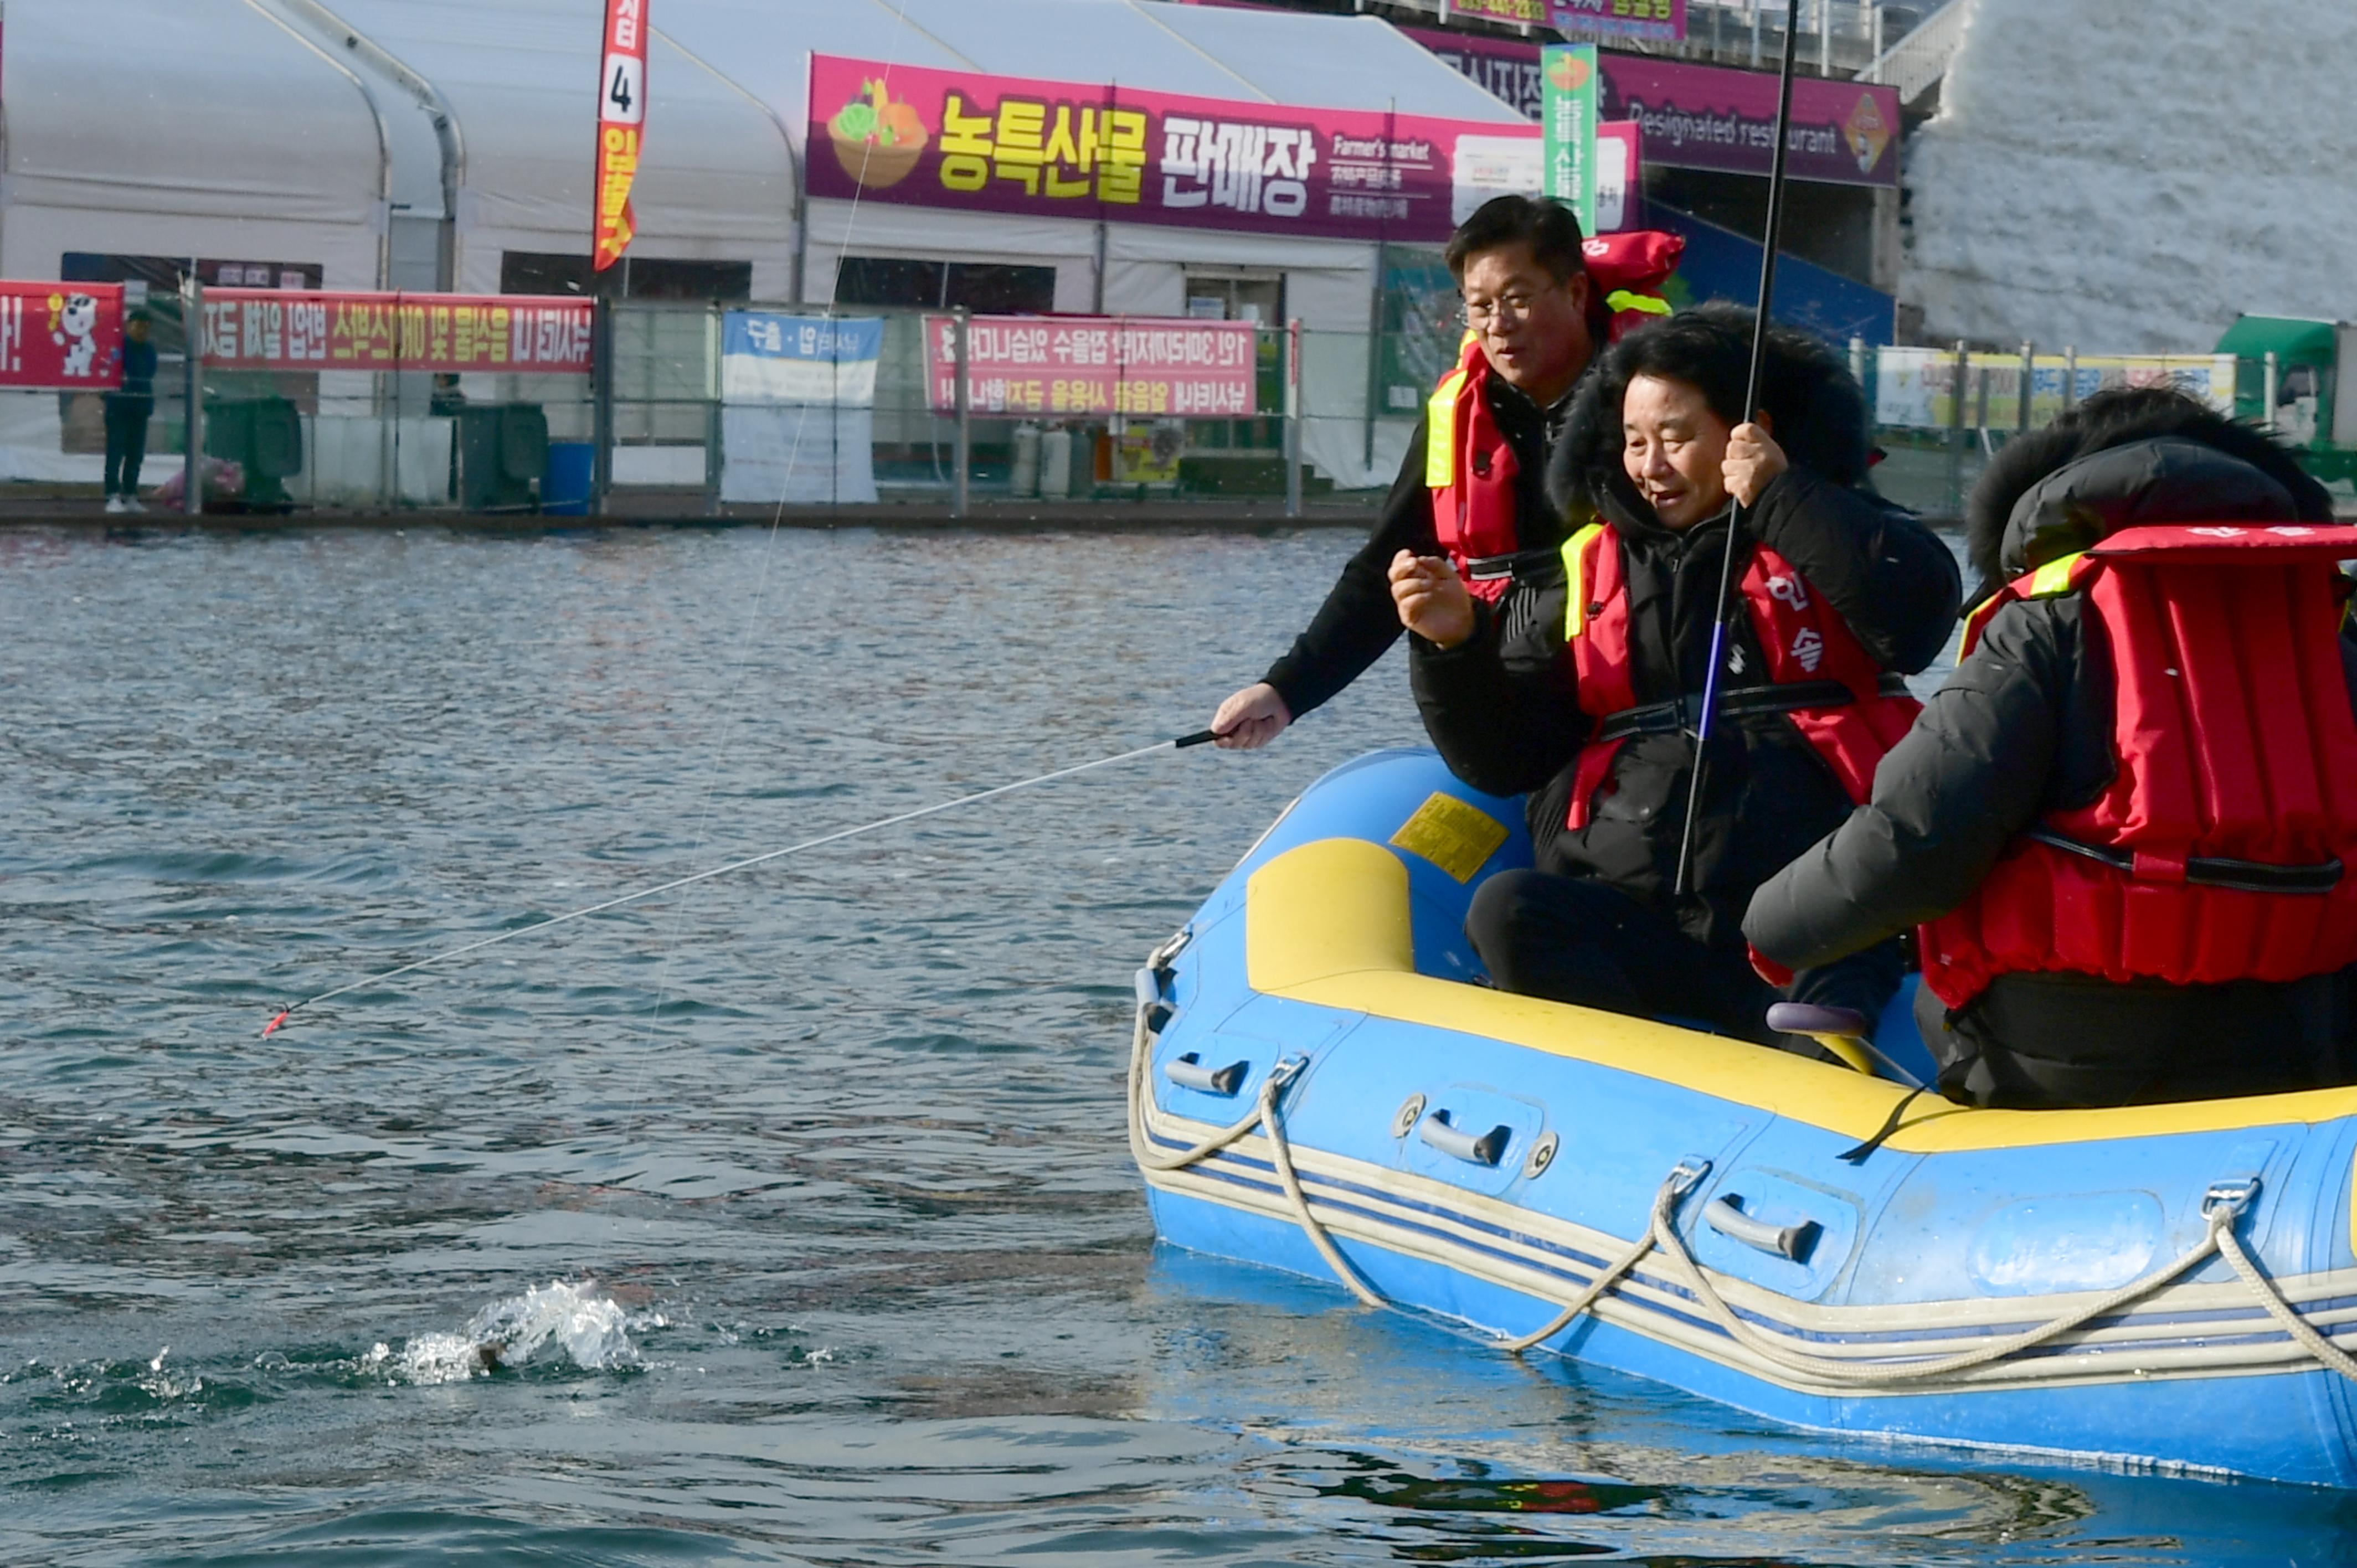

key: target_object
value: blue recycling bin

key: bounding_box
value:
[543,441,594,516]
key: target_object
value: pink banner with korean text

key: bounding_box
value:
[922,315,1257,419]
[810,54,1539,245]
[200,290,596,374]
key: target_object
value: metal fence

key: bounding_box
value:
[29,297,1463,517]
[27,293,2308,522]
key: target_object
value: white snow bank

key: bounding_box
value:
[1902,0,2357,353]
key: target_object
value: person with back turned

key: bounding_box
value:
[1393,305,1959,1047]
[1203,195,1609,749]
[1746,387,2357,1107]
[104,309,157,515]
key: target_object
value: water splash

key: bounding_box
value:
[364,1281,666,1386]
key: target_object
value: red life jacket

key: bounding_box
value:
[1554,520,1923,831]
[1919,523,2357,1009]
[1426,337,1522,602]
[1582,230,1684,343]
[1427,233,1684,602]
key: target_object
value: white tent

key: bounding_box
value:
[297,0,797,298]
[1,0,1527,486]
[1,0,387,289]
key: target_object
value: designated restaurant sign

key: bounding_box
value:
[808,53,1540,245]
[922,315,1258,419]
[1410,34,1902,190]
[199,291,596,373]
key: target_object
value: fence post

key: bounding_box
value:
[704,301,723,517]
[1284,318,1303,520]
[2263,349,2279,433]
[1751,0,1762,68]
[2063,345,2078,412]
[1945,338,1967,519]
[590,296,615,518]
[182,274,204,517]
[952,307,971,520]
[2017,339,2034,432]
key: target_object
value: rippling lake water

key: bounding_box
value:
[4,523,2351,1565]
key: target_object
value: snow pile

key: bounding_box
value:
[1902,0,2357,353]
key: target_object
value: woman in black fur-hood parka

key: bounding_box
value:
[1405,302,1961,1048]
[1744,387,2351,1108]
[1546,301,1880,523]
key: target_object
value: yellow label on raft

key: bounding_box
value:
[1388,792,1509,884]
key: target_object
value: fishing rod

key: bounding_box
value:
[259,729,1218,1036]
[1670,0,1805,900]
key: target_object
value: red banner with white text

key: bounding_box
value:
[0,281,126,389]
[593,0,648,271]
[923,315,1257,417]
[202,290,595,374]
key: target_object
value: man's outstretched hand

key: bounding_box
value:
[1208,682,1293,751]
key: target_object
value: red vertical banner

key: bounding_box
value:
[593,0,647,272]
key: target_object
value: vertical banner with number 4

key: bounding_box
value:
[593,0,647,272]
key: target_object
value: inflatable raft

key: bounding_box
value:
[1129,748,2357,1487]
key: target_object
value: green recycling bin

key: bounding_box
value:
[203,395,303,510]
[456,404,550,512]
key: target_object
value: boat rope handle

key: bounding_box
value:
[1131,978,2357,1384]
[2215,1208,2357,1381]
[1125,999,1384,1308]
[1493,1177,1692,1355]
[1633,1170,2357,1388]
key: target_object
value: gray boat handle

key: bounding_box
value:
[1164,1053,1246,1096]
[1417,1110,1510,1167]
[1702,1195,1819,1262]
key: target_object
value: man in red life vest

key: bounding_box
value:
[1393,306,1959,1045]
[1746,388,2357,1106]
[1205,197,1680,750]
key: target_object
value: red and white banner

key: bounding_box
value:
[0,282,126,389]
[202,290,595,374]
[923,315,1257,417]
[593,0,647,272]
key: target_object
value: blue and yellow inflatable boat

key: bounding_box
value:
[1129,748,2357,1487]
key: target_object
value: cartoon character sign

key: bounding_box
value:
[50,292,100,378]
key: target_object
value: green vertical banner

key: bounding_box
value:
[1541,44,1598,236]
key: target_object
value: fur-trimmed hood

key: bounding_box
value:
[1546,301,1875,535]
[1965,387,2334,602]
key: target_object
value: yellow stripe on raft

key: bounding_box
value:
[1243,837,2357,1154]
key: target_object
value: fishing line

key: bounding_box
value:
[1670,0,1804,900]
[260,730,1215,1036]
[604,0,924,1091]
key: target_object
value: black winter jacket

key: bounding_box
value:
[1414,317,1960,962]
[1261,374,1574,721]
[1744,398,2345,1089]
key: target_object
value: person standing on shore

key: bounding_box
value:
[104,309,157,514]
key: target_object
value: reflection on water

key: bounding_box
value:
[0,523,2340,1566]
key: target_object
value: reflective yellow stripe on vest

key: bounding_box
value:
[1425,369,1469,489]
[1561,523,1608,639]
[2027,550,2089,597]
[1963,550,2091,656]
[1606,290,1672,319]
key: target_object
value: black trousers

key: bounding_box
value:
[1466,868,1902,1051]
[1921,967,2357,1110]
[104,396,151,496]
